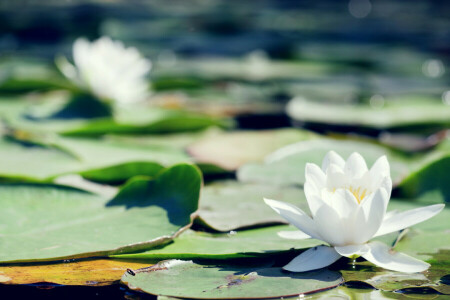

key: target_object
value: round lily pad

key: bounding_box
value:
[121,260,343,299]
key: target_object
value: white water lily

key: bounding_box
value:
[57,36,151,104]
[265,151,444,273]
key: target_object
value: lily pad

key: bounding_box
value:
[0,259,152,286]
[238,138,411,186]
[286,97,450,131]
[0,136,81,181]
[5,92,231,136]
[0,164,201,263]
[112,225,321,260]
[52,136,190,182]
[0,134,189,182]
[188,129,317,170]
[197,180,309,232]
[397,138,450,201]
[121,260,343,299]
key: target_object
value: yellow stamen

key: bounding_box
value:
[348,186,368,204]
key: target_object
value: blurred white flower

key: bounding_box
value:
[57,36,151,104]
[265,151,444,273]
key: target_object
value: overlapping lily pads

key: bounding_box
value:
[238,138,411,186]
[188,129,317,170]
[3,92,230,136]
[196,181,309,232]
[121,260,343,299]
[0,134,191,182]
[0,164,201,263]
[112,225,321,260]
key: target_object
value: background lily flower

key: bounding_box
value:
[265,151,444,273]
[57,36,152,104]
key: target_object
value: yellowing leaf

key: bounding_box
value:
[0,259,152,286]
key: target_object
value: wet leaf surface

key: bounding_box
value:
[112,226,321,260]
[121,260,343,299]
[0,164,201,263]
[0,134,189,182]
[0,259,152,286]
[197,180,309,231]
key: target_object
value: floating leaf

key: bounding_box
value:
[197,180,309,232]
[121,260,343,299]
[0,259,152,286]
[397,138,450,201]
[188,129,317,170]
[238,138,411,186]
[0,164,201,263]
[112,225,321,260]
[286,97,450,131]
[11,99,230,136]
[52,136,189,183]
[0,135,189,182]
[0,136,81,181]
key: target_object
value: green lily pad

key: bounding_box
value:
[79,162,165,183]
[112,225,321,260]
[52,136,190,183]
[0,164,201,263]
[106,128,222,151]
[0,136,81,181]
[238,138,411,186]
[286,97,450,131]
[197,180,309,232]
[121,260,343,299]
[0,57,72,93]
[187,129,317,170]
[6,92,230,136]
[0,134,190,182]
[397,138,450,202]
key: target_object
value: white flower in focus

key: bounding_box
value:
[57,36,151,104]
[265,151,444,273]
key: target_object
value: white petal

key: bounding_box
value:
[354,188,388,244]
[374,204,445,237]
[335,244,369,257]
[384,209,398,219]
[322,151,345,172]
[283,245,342,272]
[304,182,323,216]
[264,198,322,240]
[330,188,359,219]
[278,231,310,240]
[325,165,348,190]
[370,155,390,179]
[73,38,90,70]
[378,176,392,199]
[345,152,368,178]
[313,203,346,246]
[305,163,326,189]
[362,241,430,273]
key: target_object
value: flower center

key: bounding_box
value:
[348,186,368,204]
